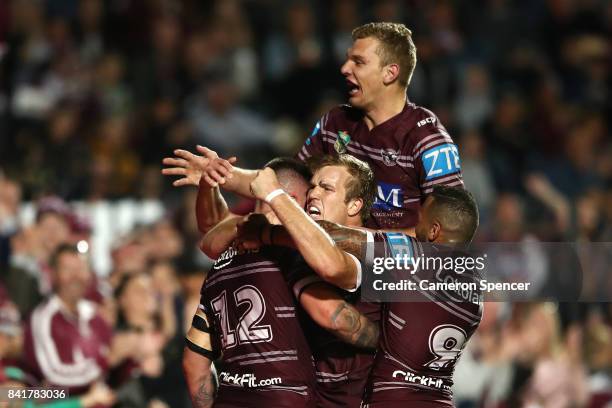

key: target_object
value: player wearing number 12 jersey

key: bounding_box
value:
[200,244,317,407]
[195,160,317,407]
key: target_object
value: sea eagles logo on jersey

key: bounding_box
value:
[381,149,400,166]
[334,131,351,153]
[373,182,403,210]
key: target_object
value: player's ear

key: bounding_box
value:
[383,63,400,85]
[428,220,441,242]
[347,198,363,218]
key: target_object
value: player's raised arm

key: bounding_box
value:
[249,168,361,291]
[194,145,259,198]
[199,215,243,259]
[162,146,235,233]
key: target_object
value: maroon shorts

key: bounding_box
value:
[315,353,374,408]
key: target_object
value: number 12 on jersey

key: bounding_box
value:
[211,285,273,349]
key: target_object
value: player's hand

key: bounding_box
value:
[236,213,270,250]
[161,148,208,187]
[161,145,235,187]
[198,145,236,187]
[249,167,282,202]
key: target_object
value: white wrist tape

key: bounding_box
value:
[265,189,285,204]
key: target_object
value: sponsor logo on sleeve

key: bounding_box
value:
[385,233,413,258]
[373,182,403,210]
[421,143,461,180]
[417,116,436,127]
[334,131,351,153]
[306,121,321,146]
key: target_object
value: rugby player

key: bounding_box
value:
[362,186,481,406]
[298,22,464,230]
[259,184,481,407]
[213,154,382,407]
[241,181,481,406]
[170,157,378,408]
[197,23,464,232]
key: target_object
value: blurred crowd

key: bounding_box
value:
[0,0,610,407]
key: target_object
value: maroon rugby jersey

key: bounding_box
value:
[289,254,381,408]
[297,102,463,229]
[363,232,482,407]
[200,245,316,407]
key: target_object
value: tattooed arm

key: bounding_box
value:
[315,220,368,258]
[183,347,215,408]
[299,282,379,349]
[238,218,368,258]
[183,302,219,407]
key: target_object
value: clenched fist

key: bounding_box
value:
[249,167,283,202]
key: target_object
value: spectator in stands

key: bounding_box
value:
[262,1,325,118]
[6,197,71,316]
[109,272,174,406]
[520,303,589,407]
[22,243,113,395]
[0,295,22,367]
[187,71,275,167]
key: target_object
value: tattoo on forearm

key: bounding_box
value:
[317,220,366,257]
[330,301,379,349]
[193,373,215,408]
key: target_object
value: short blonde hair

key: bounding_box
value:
[352,22,417,87]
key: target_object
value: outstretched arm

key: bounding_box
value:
[299,282,379,349]
[162,146,235,233]
[161,143,270,202]
[237,217,370,259]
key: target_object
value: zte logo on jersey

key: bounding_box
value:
[373,182,403,210]
[422,143,461,180]
[417,117,436,127]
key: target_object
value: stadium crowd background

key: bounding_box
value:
[0,0,610,406]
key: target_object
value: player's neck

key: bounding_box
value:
[345,216,363,228]
[363,90,406,130]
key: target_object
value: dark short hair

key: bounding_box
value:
[312,154,376,224]
[352,22,417,87]
[264,157,312,182]
[49,243,80,270]
[429,186,479,243]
